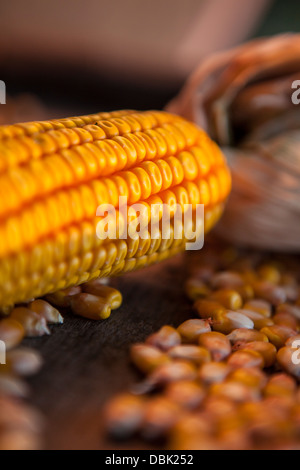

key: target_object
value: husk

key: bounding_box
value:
[167,34,300,251]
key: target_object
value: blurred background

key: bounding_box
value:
[0,0,299,122]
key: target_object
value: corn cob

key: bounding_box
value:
[0,110,231,312]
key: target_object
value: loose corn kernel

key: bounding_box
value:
[146,326,181,351]
[227,367,267,390]
[177,319,211,343]
[252,281,287,306]
[168,345,211,365]
[45,286,81,308]
[141,397,180,441]
[69,293,111,320]
[264,373,297,398]
[165,380,205,410]
[235,284,254,303]
[227,350,265,369]
[184,278,211,301]
[237,309,274,330]
[104,393,145,439]
[209,289,243,310]
[236,341,277,368]
[260,325,297,349]
[273,312,298,331]
[194,299,226,319]
[0,374,29,398]
[198,362,232,386]
[198,332,231,362]
[258,265,281,284]
[209,381,259,403]
[82,281,122,310]
[277,303,300,320]
[5,348,43,377]
[130,344,171,374]
[28,299,63,324]
[0,318,25,349]
[213,311,254,334]
[134,361,197,394]
[210,271,244,289]
[10,307,50,337]
[243,299,272,318]
[227,328,269,345]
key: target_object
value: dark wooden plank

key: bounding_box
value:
[23,253,193,450]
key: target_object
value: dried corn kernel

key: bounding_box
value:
[209,289,243,310]
[130,344,171,374]
[82,281,122,309]
[0,318,25,349]
[69,293,111,320]
[177,318,211,343]
[198,332,231,362]
[146,326,181,351]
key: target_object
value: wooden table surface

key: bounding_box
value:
[23,253,193,450]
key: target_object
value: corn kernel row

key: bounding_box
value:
[0,110,231,310]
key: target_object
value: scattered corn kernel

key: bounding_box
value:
[29,299,63,324]
[243,299,272,318]
[227,350,265,369]
[146,326,181,351]
[10,307,50,337]
[168,345,211,365]
[210,271,244,289]
[82,281,122,309]
[177,319,211,343]
[198,332,231,362]
[198,362,232,386]
[141,397,180,440]
[45,286,81,308]
[0,318,25,350]
[130,344,171,374]
[69,293,111,320]
[184,278,211,301]
[5,348,43,377]
[264,373,297,398]
[209,381,259,403]
[227,367,267,390]
[227,328,269,345]
[260,325,297,349]
[252,281,286,306]
[237,309,274,330]
[209,289,243,310]
[165,380,205,410]
[104,393,145,439]
[213,310,254,334]
[273,312,298,331]
[236,341,277,368]
[194,299,225,319]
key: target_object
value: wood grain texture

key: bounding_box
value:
[23,253,193,450]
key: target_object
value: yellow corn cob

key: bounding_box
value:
[0,110,231,312]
